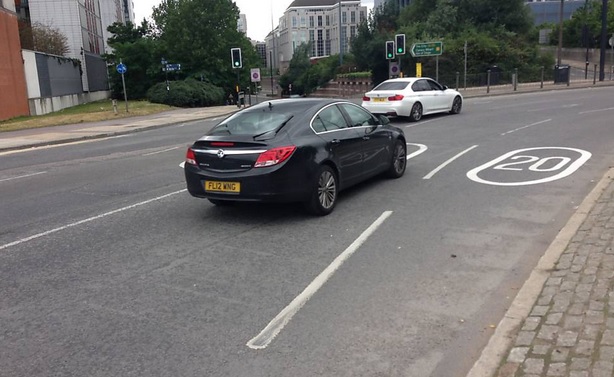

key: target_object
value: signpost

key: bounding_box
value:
[410,41,443,57]
[116,61,128,113]
[163,63,181,72]
[410,41,443,81]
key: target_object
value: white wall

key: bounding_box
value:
[21,50,41,99]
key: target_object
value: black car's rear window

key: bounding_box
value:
[372,82,410,91]
[209,111,292,136]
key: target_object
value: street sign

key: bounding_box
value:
[251,68,261,82]
[389,62,399,77]
[116,63,127,74]
[164,63,181,72]
[410,41,443,57]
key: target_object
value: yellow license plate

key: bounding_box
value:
[204,180,240,193]
[373,98,387,102]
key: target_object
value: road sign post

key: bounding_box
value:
[116,61,128,113]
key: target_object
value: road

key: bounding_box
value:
[1,87,613,376]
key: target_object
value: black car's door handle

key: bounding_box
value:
[363,136,370,140]
[331,139,341,144]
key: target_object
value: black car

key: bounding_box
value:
[184,98,407,215]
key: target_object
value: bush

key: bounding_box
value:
[147,78,225,107]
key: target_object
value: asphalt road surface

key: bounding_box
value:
[1,87,614,376]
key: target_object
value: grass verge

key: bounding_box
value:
[0,100,175,133]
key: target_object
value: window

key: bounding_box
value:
[373,82,410,91]
[300,16,306,27]
[412,80,431,92]
[427,79,444,91]
[309,16,314,28]
[317,30,324,56]
[340,104,377,128]
[350,11,355,24]
[350,26,356,38]
[292,16,297,28]
[360,11,365,23]
[312,106,348,133]
[318,15,322,27]
[342,12,347,24]
[326,15,330,26]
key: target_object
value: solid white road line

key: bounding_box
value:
[0,171,47,183]
[142,146,179,156]
[404,118,438,128]
[579,107,614,115]
[246,210,393,350]
[422,145,478,180]
[0,189,186,251]
[501,119,552,136]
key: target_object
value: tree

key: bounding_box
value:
[151,0,260,94]
[19,22,70,56]
[105,21,160,99]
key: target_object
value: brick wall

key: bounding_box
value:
[0,10,29,121]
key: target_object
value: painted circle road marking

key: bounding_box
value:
[467,147,591,186]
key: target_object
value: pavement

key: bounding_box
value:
[2,79,614,377]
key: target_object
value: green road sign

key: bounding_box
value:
[410,41,443,57]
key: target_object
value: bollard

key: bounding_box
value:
[514,68,518,91]
[456,72,460,91]
[540,66,544,89]
[593,64,597,85]
[486,69,491,94]
[112,99,118,115]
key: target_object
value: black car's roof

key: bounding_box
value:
[247,98,349,114]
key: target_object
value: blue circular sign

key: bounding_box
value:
[116,63,127,74]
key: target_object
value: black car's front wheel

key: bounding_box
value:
[387,139,407,178]
[306,165,338,216]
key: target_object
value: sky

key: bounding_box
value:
[134,0,375,42]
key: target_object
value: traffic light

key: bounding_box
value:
[231,48,242,68]
[395,34,406,55]
[386,41,395,60]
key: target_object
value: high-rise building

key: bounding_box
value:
[275,0,367,73]
[238,14,247,35]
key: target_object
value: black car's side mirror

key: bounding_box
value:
[378,115,391,125]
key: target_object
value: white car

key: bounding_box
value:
[362,77,463,122]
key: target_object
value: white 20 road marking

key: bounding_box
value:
[406,143,427,160]
[467,147,591,186]
[0,189,186,251]
[247,211,393,350]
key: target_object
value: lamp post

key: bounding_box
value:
[584,0,589,79]
[598,0,608,81]
[339,0,343,66]
[557,0,564,66]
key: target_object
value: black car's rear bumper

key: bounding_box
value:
[184,163,313,203]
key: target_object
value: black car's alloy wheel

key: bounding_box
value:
[387,140,407,178]
[306,165,338,216]
[450,96,462,114]
[409,103,423,122]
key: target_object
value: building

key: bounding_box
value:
[17,0,135,91]
[275,0,367,73]
[238,13,247,35]
[0,0,29,120]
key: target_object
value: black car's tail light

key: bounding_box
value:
[186,148,197,165]
[254,146,297,168]
[388,94,404,101]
